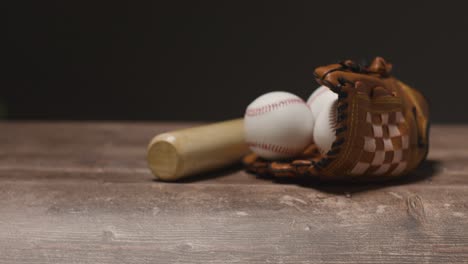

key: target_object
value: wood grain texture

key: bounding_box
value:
[0,122,467,264]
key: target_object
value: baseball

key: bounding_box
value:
[306,85,338,122]
[244,91,314,160]
[307,86,338,154]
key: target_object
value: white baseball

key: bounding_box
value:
[306,85,338,122]
[307,86,338,154]
[244,91,314,160]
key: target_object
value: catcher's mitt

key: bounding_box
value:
[243,57,430,181]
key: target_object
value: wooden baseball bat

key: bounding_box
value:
[147,119,249,181]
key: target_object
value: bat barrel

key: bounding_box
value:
[147,119,249,181]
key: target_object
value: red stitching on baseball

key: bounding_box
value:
[245,98,305,117]
[247,142,302,155]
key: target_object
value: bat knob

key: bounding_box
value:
[147,135,181,181]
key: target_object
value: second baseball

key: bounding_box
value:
[244,91,314,160]
[307,86,338,154]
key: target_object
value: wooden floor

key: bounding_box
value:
[0,122,467,264]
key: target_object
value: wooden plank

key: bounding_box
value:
[0,122,467,263]
[0,123,467,185]
[0,180,467,263]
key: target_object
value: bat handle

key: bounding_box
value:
[147,119,249,181]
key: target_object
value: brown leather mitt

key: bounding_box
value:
[243,57,430,181]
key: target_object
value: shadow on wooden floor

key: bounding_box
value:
[262,159,441,194]
[156,160,441,196]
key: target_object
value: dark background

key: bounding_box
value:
[3,1,468,122]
